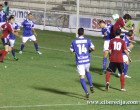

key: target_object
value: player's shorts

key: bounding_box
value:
[77,63,90,76]
[103,40,110,51]
[123,55,129,62]
[9,39,15,47]
[1,38,10,46]
[22,35,36,43]
[107,62,125,73]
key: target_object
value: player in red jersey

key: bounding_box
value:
[105,29,132,92]
[112,14,133,37]
[0,15,22,62]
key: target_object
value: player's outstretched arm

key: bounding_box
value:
[123,26,132,31]
[124,50,132,62]
[14,29,21,33]
[12,31,22,38]
[130,40,136,43]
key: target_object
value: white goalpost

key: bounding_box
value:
[76,0,80,38]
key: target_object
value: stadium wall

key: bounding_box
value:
[9,8,140,41]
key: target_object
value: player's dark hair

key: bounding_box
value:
[78,28,84,36]
[28,13,32,16]
[99,20,105,24]
[4,2,8,6]
[8,15,14,21]
[123,14,131,20]
[115,29,121,36]
[10,15,15,17]
[0,4,3,7]
[127,30,133,37]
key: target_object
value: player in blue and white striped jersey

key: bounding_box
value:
[0,4,7,27]
[118,30,136,78]
[99,20,113,74]
[9,15,20,61]
[70,28,95,100]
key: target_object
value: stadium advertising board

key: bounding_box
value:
[69,15,140,40]
[9,8,140,40]
[9,8,30,24]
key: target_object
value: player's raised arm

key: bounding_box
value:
[123,25,132,31]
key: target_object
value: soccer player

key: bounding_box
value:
[118,30,136,78]
[70,28,95,100]
[3,2,9,16]
[0,15,22,62]
[121,15,135,38]
[105,29,132,92]
[19,13,42,55]
[112,14,133,37]
[9,15,20,61]
[0,4,7,26]
[99,20,113,74]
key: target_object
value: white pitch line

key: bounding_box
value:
[0,103,87,109]
[16,42,140,62]
[133,60,140,62]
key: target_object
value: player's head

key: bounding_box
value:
[4,1,8,6]
[10,15,15,20]
[115,29,121,36]
[0,4,3,11]
[123,14,131,23]
[99,20,106,28]
[78,28,84,37]
[8,15,15,24]
[127,30,134,37]
[28,13,33,20]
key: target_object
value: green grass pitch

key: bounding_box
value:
[0,29,140,110]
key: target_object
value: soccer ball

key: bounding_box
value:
[112,14,119,21]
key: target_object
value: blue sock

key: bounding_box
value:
[34,43,39,51]
[80,78,88,94]
[86,72,93,87]
[12,49,16,57]
[20,44,24,51]
[124,63,128,76]
[103,57,107,70]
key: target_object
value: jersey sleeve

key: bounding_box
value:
[101,29,104,37]
[20,21,25,27]
[70,41,74,52]
[89,40,95,48]
[15,23,20,30]
[32,22,35,28]
[4,13,7,21]
[1,23,5,28]
[120,18,125,27]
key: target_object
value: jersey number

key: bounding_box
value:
[113,42,122,50]
[77,44,87,54]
